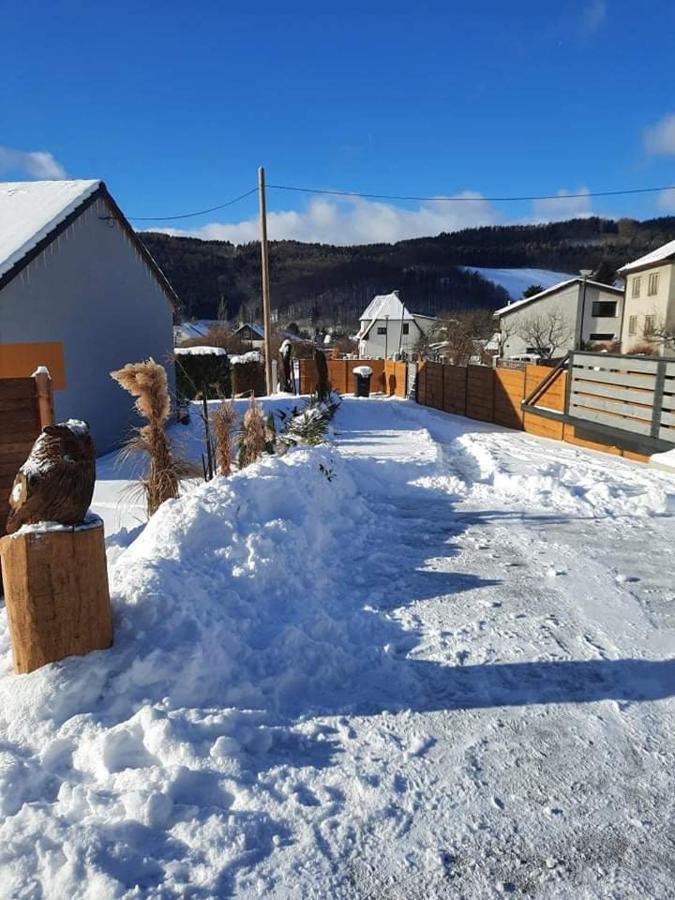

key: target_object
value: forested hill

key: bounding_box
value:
[139,215,675,326]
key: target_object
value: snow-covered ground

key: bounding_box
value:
[464,267,573,300]
[1,397,674,898]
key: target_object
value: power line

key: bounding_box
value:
[267,182,675,203]
[128,187,258,221]
[126,179,675,222]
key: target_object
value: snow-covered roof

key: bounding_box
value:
[0,179,101,280]
[234,322,265,338]
[360,291,414,322]
[493,278,623,317]
[618,239,675,274]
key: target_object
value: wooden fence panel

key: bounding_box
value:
[425,362,444,409]
[0,374,53,536]
[384,361,408,397]
[442,365,467,415]
[494,368,525,429]
[417,362,427,404]
[523,365,566,440]
[466,366,495,422]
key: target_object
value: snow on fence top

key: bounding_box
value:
[230,350,263,365]
[174,346,228,357]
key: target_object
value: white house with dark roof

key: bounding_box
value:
[618,239,675,353]
[0,180,177,453]
[493,277,624,359]
[357,291,435,358]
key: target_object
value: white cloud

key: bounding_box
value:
[657,188,675,212]
[531,187,592,222]
[644,114,675,156]
[158,192,502,246]
[0,146,66,179]
[580,0,607,35]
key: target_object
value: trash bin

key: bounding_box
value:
[353,365,373,397]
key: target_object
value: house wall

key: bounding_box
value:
[0,196,175,454]
[621,264,674,351]
[499,284,580,357]
[358,315,434,358]
[499,283,622,357]
[579,284,623,344]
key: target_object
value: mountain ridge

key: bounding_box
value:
[138,215,675,325]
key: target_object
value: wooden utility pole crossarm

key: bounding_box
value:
[258,167,274,395]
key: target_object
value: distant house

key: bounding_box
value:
[0,180,177,453]
[357,291,435,358]
[494,278,624,359]
[174,319,225,345]
[618,240,675,353]
[233,322,265,349]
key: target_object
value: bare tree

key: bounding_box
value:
[516,309,573,359]
[433,310,495,366]
[642,314,675,355]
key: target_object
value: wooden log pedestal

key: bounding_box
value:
[0,518,112,674]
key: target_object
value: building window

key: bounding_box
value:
[644,315,655,335]
[402,323,410,335]
[632,277,641,298]
[589,333,615,341]
[648,273,659,296]
[628,315,638,336]
[591,301,617,317]
[377,326,387,335]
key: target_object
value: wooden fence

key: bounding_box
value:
[297,359,408,398]
[568,352,675,447]
[0,371,54,536]
[416,361,651,463]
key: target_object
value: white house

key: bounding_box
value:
[618,240,675,354]
[494,277,624,359]
[0,180,177,453]
[357,291,435,358]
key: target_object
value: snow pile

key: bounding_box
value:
[0,442,411,896]
[174,346,227,357]
[230,350,263,365]
[353,365,373,377]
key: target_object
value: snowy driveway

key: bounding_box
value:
[0,397,673,898]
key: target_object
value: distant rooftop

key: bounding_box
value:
[618,239,675,274]
[360,291,414,321]
[493,277,622,317]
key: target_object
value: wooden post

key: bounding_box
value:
[0,520,112,674]
[258,166,274,396]
[33,367,54,428]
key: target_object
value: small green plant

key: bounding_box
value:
[278,392,341,448]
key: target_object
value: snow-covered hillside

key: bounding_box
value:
[464,266,573,300]
[1,398,673,897]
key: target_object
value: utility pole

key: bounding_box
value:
[258,166,274,395]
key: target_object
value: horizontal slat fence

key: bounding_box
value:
[0,373,54,536]
[416,361,653,464]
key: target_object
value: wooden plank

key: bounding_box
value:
[571,368,656,391]
[570,394,653,419]
[659,410,675,426]
[569,380,654,406]
[0,379,37,401]
[523,413,564,440]
[563,423,621,456]
[569,405,652,436]
[573,354,659,374]
[664,362,675,377]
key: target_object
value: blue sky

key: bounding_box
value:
[3,0,675,244]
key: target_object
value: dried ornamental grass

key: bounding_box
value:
[238,394,267,468]
[111,359,184,516]
[211,400,238,476]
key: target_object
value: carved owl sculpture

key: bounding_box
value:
[5,419,96,534]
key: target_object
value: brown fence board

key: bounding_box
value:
[442,366,467,415]
[0,376,54,536]
[494,368,525,429]
[466,366,494,421]
[425,362,444,409]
